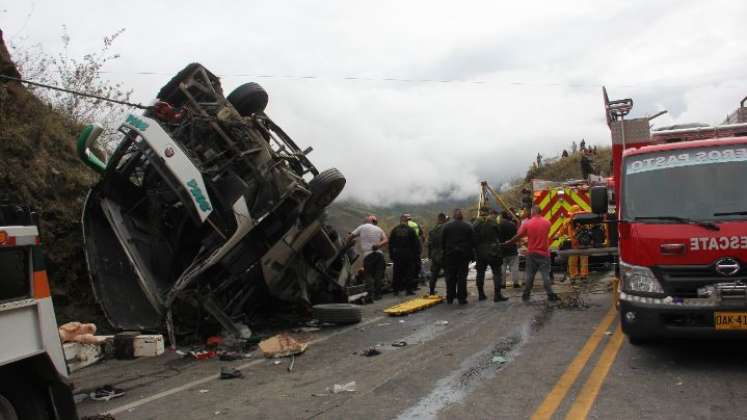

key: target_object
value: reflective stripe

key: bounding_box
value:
[33,271,50,299]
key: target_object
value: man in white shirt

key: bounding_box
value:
[349,215,388,302]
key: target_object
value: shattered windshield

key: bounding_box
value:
[622,144,747,221]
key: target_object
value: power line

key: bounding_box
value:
[0,74,151,109]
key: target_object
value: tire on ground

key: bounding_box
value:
[312,303,362,324]
[0,385,49,420]
[302,168,346,223]
[627,335,649,346]
[227,82,269,116]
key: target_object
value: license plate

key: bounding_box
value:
[714,312,747,330]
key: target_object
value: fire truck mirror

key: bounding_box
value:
[590,186,608,215]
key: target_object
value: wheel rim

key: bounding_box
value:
[0,394,18,420]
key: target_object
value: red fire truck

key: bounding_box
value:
[593,90,747,344]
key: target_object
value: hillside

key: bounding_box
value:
[0,29,98,322]
[500,147,612,209]
[326,197,474,235]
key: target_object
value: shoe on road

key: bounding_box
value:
[521,294,530,302]
[494,295,509,302]
[547,293,560,302]
[459,300,468,305]
[478,294,487,301]
[512,284,521,288]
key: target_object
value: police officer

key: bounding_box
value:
[473,208,509,302]
[427,213,447,295]
[442,208,474,304]
[405,214,425,286]
[389,214,420,296]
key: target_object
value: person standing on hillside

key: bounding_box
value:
[581,149,594,179]
[348,215,388,302]
[503,205,559,302]
[442,208,475,304]
[427,213,447,295]
[499,210,521,288]
[389,214,420,296]
[473,209,508,302]
[571,140,577,154]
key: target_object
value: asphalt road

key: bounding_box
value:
[74,272,747,419]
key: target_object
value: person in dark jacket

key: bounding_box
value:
[441,208,475,304]
[499,211,520,288]
[389,214,420,296]
[427,213,447,295]
[473,209,508,302]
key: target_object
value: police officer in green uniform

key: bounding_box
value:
[473,208,509,302]
[427,213,447,295]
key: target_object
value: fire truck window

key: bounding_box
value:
[0,248,30,301]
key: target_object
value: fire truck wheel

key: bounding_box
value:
[627,335,649,346]
[227,82,269,116]
[302,168,346,223]
[0,385,48,420]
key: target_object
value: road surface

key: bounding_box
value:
[75,272,747,419]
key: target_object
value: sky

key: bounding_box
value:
[3,1,746,205]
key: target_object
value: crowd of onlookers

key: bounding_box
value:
[347,204,559,305]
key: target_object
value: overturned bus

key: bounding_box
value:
[77,63,360,342]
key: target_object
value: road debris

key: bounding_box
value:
[435,320,449,326]
[491,356,507,364]
[219,367,243,380]
[191,350,217,360]
[199,389,210,394]
[328,381,357,394]
[391,341,408,348]
[90,385,125,402]
[361,348,382,357]
[288,354,296,372]
[259,334,308,358]
[58,322,107,344]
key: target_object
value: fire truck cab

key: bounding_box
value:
[0,205,78,420]
[595,90,747,344]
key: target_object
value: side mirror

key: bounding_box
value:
[590,186,608,215]
[76,124,107,174]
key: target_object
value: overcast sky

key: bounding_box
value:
[3,1,746,204]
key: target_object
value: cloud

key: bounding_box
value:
[4,0,747,205]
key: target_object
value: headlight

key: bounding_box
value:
[620,261,664,294]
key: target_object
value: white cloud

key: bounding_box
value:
[3,0,746,204]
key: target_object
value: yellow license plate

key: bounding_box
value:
[714,312,747,330]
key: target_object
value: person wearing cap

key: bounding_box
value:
[389,214,420,296]
[503,205,559,302]
[349,215,388,302]
[441,208,475,304]
[426,213,447,295]
[472,208,508,302]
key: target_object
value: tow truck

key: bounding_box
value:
[593,90,747,344]
[0,204,78,420]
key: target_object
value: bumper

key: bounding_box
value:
[620,298,747,339]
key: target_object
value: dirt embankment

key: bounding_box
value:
[0,28,101,323]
